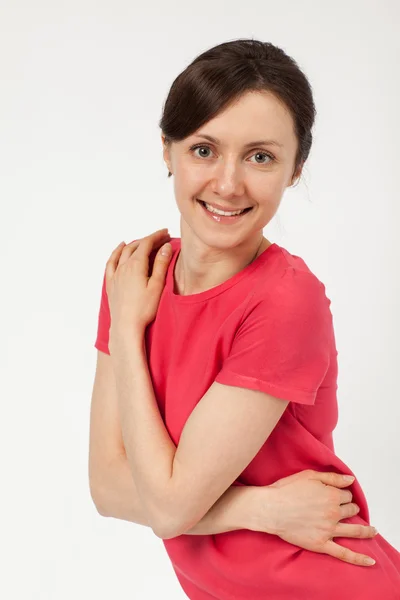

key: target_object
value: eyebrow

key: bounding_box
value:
[194,133,284,149]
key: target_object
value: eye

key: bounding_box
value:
[189,144,275,165]
[190,144,213,159]
[248,150,275,165]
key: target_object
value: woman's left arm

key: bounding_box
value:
[106,230,288,539]
[110,331,288,540]
[109,333,184,538]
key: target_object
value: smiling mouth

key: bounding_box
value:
[197,200,253,215]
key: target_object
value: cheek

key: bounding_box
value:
[250,184,284,216]
[252,174,287,202]
[174,170,205,201]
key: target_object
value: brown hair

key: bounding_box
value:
[159,38,316,184]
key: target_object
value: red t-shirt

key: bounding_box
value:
[95,237,400,599]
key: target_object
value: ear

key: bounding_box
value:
[289,162,304,187]
[161,134,172,173]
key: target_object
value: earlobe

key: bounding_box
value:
[164,160,172,175]
[289,165,303,187]
[162,149,171,174]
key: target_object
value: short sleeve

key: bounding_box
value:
[94,269,111,355]
[214,269,332,405]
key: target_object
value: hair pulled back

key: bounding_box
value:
[159,38,316,183]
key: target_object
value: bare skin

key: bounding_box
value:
[90,90,378,573]
[90,349,378,568]
[162,90,301,296]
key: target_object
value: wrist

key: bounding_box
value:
[109,326,144,353]
[220,485,258,532]
[244,485,281,536]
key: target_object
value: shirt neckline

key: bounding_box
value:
[165,238,279,304]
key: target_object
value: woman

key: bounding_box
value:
[94,39,400,598]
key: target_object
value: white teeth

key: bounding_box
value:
[203,202,246,216]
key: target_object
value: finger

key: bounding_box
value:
[136,232,171,254]
[125,230,169,247]
[148,243,173,286]
[337,488,353,504]
[108,241,127,263]
[123,236,160,254]
[339,502,360,519]
[105,241,126,275]
[118,241,141,266]
[112,241,126,255]
[124,232,169,254]
[310,471,355,488]
[334,523,378,540]
[323,540,376,567]
[145,228,169,235]
[150,228,169,236]
[142,228,170,242]
[116,232,170,271]
[131,233,171,278]
[121,231,170,257]
[125,235,170,258]
[322,484,353,505]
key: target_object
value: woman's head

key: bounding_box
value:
[159,38,316,247]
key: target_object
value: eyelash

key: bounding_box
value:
[189,143,275,165]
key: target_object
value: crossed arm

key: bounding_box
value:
[109,330,289,539]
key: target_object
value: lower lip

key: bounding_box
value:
[197,200,252,224]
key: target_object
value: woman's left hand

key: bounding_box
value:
[105,228,173,339]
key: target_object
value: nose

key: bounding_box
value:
[211,159,245,199]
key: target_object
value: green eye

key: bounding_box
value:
[189,144,275,165]
[190,145,212,158]
[248,151,274,165]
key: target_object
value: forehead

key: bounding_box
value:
[191,91,296,149]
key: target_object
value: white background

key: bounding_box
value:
[1,1,399,598]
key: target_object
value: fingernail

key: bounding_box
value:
[343,476,355,482]
[372,527,378,535]
[161,243,172,256]
[364,558,375,565]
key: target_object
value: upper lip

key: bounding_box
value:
[198,199,251,211]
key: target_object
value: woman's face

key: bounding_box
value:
[162,90,302,247]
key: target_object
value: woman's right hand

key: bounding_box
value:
[253,470,378,567]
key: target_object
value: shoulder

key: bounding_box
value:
[249,266,330,315]
[237,264,334,347]
[252,242,328,297]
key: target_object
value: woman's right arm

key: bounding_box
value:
[92,453,376,569]
[89,350,376,566]
[246,470,378,567]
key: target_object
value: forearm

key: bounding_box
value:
[97,453,259,536]
[184,483,256,536]
[110,335,178,528]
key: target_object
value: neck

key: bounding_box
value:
[173,234,271,296]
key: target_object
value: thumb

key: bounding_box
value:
[160,242,172,257]
[149,242,173,286]
[311,471,355,488]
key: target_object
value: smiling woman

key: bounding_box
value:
[91,38,400,600]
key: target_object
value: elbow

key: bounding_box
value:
[151,505,189,540]
[152,516,183,540]
[153,526,183,540]
[89,479,110,518]
[153,522,190,539]
[152,486,205,538]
